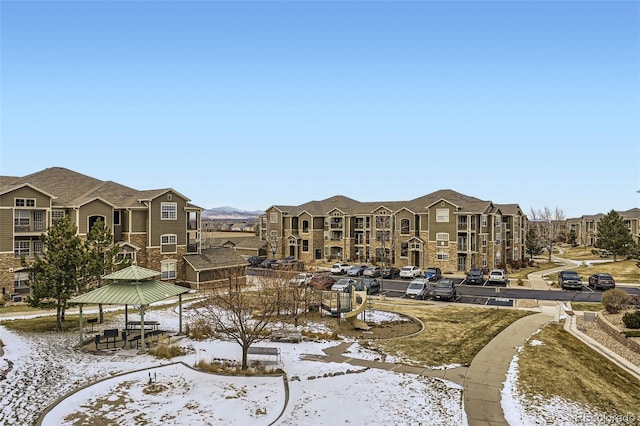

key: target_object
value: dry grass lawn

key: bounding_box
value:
[517,323,640,415]
[369,304,533,367]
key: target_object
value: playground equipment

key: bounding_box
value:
[320,288,370,330]
[344,290,369,330]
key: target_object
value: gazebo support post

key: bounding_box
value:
[78,305,84,347]
[140,305,146,351]
[179,294,183,335]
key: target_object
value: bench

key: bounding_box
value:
[95,329,126,350]
[247,346,281,363]
[87,318,98,331]
[128,330,169,349]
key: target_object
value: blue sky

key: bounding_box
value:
[1,0,639,218]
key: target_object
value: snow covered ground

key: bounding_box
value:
[0,305,622,425]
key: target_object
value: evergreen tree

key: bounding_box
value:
[525,228,543,258]
[23,215,84,331]
[595,210,634,262]
[84,219,130,323]
[567,229,578,247]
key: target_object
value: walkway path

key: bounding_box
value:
[463,312,553,425]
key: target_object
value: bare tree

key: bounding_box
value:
[192,275,280,370]
[529,206,565,262]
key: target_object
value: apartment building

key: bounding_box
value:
[567,208,640,246]
[260,189,527,273]
[0,167,225,302]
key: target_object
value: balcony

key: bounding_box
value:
[330,223,345,230]
[187,221,198,231]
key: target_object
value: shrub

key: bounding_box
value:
[601,288,631,314]
[185,318,214,341]
[148,344,186,359]
[622,310,640,329]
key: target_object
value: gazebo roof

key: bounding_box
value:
[102,265,160,281]
[70,265,189,306]
[70,280,189,305]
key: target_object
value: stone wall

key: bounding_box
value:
[596,312,640,354]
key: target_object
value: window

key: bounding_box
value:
[113,211,121,226]
[161,234,177,253]
[161,260,177,280]
[481,215,488,227]
[302,220,309,233]
[34,211,44,231]
[14,241,30,257]
[436,250,449,261]
[513,249,519,260]
[482,254,487,267]
[302,240,309,252]
[269,230,278,240]
[14,272,29,288]
[15,198,35,207]
[34,241,43,256]
[52,210,65,222]
[88,215,105,232]
[482,235,487,247]
[14,210,30,228]
[400,219,410,234]
[400,243,408,257]
[496,233,501,244]
[375,215,391,229]
[161,202,177,220]
[436,209,449,222]
[436,233,449,242]
[270,213,278,223]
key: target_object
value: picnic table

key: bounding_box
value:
[125,320,160,332]
[95,329,126,350]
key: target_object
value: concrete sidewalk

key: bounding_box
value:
[462,312,553,425]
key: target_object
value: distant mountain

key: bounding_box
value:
[203,206,264,220]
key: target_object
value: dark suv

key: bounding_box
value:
[588,273,615,291]
[465,269,484,285]
[558,270,582,290]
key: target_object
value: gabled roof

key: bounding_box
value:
[207,236,267,250]
[0,167,201,211]
[183,247,249,272]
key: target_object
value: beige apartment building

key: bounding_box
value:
[260,190,528,273]
[565,208,640,246]
[0,167,245,302]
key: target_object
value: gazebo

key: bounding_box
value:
[69,265,191,350]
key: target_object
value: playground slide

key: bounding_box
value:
[344,291,369,330]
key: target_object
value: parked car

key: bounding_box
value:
[260,259,278,269]
[381,267,400,279]
[331,278,359,292]
[308,273,336,290]
[330,263,351,275]
[432,278,456,301]
[558,270,582,290]
[400,265,422,279]
[363,266,382,278]
[423,267,442,282]
[246,256,266,267]
[488,269,509,285]
[347,265,367,277]
[356,278,381,294]
[273,258,305,271]
[465,269,484,285]
[405,279,430,300]
[588,273,616,291]
[289,272,314,286]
